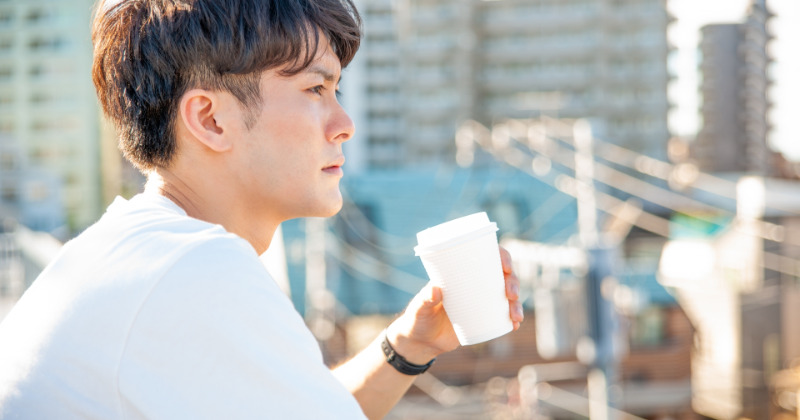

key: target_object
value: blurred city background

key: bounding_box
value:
[1,0,799,418]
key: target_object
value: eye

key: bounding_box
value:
[309,85,324,95]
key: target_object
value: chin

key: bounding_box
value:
[309,196,344,218]
[320,201,344,217]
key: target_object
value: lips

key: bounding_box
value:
[322,156,345,175]
[323,156,345,171]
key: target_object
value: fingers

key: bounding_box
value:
[510,300,524,330]
[507,273,524,327]
[505,272,520,300]
[500,247,513,274]
[411,284,441,313]
[499,247,524,330]
[427,285,443,306]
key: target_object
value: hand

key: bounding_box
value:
[386,247,524,364]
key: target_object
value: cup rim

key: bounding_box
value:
[414,222,498,256]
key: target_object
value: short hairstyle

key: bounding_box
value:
[92,0,361,172]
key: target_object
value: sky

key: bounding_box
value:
[668,0,800,160]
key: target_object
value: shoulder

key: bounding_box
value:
[78,192,255,267]
[117,233,357,419]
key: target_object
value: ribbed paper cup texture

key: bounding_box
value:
[414,213,513,345]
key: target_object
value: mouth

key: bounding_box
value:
[322,156,345,175]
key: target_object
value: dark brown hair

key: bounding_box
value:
[92,0,361,172]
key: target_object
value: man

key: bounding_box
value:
[0,0,524,419]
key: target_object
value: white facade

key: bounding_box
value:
[350,0,672,168]
[0,0,101,231]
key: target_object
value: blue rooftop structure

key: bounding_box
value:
[282,165,676,316]
[284,166,579,315]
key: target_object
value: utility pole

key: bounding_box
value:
[305,217,335,342]
[574,119,617,420]
[574,120,598,248]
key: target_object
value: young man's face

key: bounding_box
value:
[228,42,355,222]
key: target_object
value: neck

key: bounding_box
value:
[145,170,278,255]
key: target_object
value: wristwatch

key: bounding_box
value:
[380,330,436,375]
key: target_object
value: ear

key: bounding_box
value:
[177,89,233,153]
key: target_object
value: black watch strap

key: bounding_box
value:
[380,331,436,375]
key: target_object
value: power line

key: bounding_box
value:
[480,118,793,246]
[461,118,800,280]
[327,229,428,295]
[338,156,509,258]
[539,115,800,217]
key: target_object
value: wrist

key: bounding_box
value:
[385,324,441,365]
[381,329,436,375]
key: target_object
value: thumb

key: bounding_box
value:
[428,285,443,306]
[416,285,443,316]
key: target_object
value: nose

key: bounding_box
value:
[329,101,355,144]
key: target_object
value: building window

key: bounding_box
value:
[0,9,11,25]
[25,180,49,202]
[0,151,16,171]
[0,120,13,133]
[0,38,12,51]
[629,305,666,348]
[25,7,49,23]
[1,182,17,202]
[28,37,64,51]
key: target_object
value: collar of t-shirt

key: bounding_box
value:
[108,192,188,217]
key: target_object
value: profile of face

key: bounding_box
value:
[225,41,355,223]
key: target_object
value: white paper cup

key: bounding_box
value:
[414,212,513,345]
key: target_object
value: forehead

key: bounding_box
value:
[301,44,342,80]
[261,39,341,84]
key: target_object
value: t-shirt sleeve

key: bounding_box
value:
[116,238,366,420]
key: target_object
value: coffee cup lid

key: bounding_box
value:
[414,212,498,256]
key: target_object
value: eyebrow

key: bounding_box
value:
[307,65,341,84]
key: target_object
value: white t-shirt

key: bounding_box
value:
[0,193,367,419]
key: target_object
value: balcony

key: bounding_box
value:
[363,15,395,39]
[368,143,405,167]
[367,118,400,139]
[480,8,595,36]
[365,67,399,89]
[481,68,592,93]
[363,42,401,63]
[405,104,458,124]
[411,69,452,88]
[482,37,600,63]
[608,7,670,29]
[368,93,400,115]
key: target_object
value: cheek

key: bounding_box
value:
[243,105,323,181]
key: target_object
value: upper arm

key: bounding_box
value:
[117,239,364,419]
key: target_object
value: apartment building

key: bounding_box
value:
[0,136,64,233]
[693,0,772,175]
[346,0,672,168]
[0,0,101,231]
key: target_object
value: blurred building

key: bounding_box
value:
[283,167,579,316]
[344,0,673,169]
[0,221,63,322]
[0,0,103,231]
[0,136,65,235]
[693,0,772,175]
[658,175,800,419]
